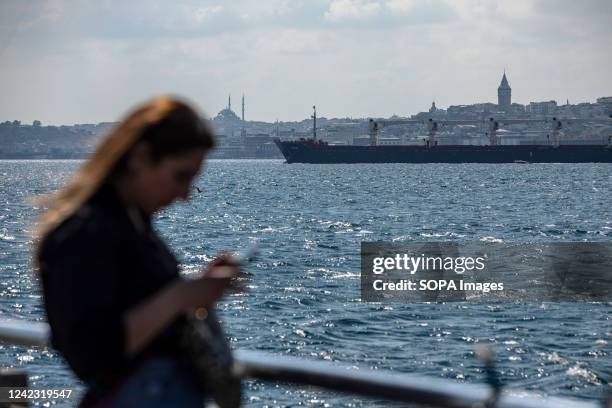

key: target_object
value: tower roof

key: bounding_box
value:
[498,72,510,89]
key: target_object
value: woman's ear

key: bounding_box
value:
[127,141,153,174]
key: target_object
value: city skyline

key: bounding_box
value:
[3,70,610,126]
[1,0,611,125]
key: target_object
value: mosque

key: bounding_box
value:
[214,94,244,122]
[212,94,245,137]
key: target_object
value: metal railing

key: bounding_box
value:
[0,320,604,408]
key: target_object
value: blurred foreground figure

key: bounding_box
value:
[36,96,241,407]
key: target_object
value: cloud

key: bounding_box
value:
[193,5,224,23]
[324,0,382,22]
[0,0,610,124]
[385,0,416,13]
[1,0,458,41]
[322,0,456,26]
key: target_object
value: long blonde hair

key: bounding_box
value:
[35,96,215,264]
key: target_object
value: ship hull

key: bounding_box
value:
[274,140,612,164]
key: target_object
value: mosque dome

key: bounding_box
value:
[214,108,241,122]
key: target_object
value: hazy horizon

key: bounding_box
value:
[1,0,611,125]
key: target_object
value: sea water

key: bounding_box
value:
[0,160,610,406]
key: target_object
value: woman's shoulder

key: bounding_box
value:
[39,201,125,263]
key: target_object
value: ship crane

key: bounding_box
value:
[311,105,317,141]
[369,118,489,147]
[546,117,611,147]
[368,117,612,147]
[368,118,421,146]
[493,117,611,147]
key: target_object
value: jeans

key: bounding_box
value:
[97,358,206,408]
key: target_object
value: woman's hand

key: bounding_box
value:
[176,253,245,310]
[125,254,245,356]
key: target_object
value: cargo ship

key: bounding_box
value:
[274,139,612,164]
[274,109,612,164]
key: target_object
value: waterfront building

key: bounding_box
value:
[596,96,612,116]
[526,100,557,116]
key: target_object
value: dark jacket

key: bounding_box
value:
[39,185,187,390]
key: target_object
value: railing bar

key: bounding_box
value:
[0,321,600,408]
[233,350,597,408]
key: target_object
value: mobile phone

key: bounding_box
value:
[232,242,259,265]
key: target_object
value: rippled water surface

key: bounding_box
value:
[0,160,610,406]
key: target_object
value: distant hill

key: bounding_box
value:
[0,121,116,159]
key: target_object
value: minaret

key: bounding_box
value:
[497,70,511,111]
[240,94,246,138]
[228,94,231,111]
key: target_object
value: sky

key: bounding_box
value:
[0,0,611,125]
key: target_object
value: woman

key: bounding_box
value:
[36,96,240,407]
